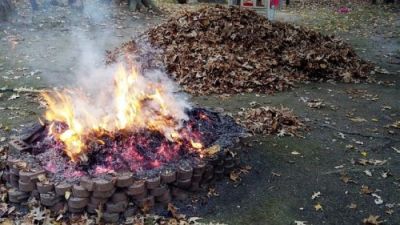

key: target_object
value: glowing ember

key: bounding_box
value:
[42,64,194,161]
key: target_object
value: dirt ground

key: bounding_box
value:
[0,1,400,225]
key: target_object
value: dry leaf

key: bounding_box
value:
[37,174,47,183]
[294,221,307,225]
[372,193,383,205]
[111,6,372,96]
[340,174,355,184]
[389,121,400,129]
[95,205,103,225]
[167,203,185,220]
[207,187,219,198]
[360,185,374,194]
[350,117,367,122]
[0,219,14,225]
[311,192,321,200]
[314,203,323,211]
[364,169,372,177]
[64,191,71,200]
[229,170,241,183]
[363,215,383,225]
[235,106,304,136]
[392,147,400,154]
[31,207,46,222]
[8,93,20,100]
[348,203,357,209]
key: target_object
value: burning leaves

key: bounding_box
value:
[41,64,191,161]
[32,107,243,178]
[235,106,305,136]
[142,5,372,95]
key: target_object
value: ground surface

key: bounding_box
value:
[0,1,400,225]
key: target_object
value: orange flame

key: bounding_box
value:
[42,64,186,161]
[190,140,203,149]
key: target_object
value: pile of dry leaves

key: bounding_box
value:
[108,6,371,95]
[235,106,305,136]
[143,5,372,95]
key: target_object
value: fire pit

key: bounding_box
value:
[2,64,245,223]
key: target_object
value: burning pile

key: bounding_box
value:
[7,63,244,182]
[143,5,372,95]
[40,64,191,163]
[3,62,244,221]
[235,106,305,136]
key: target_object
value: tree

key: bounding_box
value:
[127,0,160,12]
[0,0,13,21]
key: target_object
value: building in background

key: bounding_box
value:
[228,0,277,20]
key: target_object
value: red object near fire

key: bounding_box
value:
[270,0,279,8]
[242,0,254,7]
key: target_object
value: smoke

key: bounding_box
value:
[43,1,191,137]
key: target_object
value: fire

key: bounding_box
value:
[190,140,203,149]
[42,64,194,161]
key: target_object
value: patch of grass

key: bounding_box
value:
[290,4,400,39]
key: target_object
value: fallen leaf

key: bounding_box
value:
[360,185,374,194]
[385,209,394,215]
[381,171,390,178]
[340,174,356,184]
[203,144,220,156]
[188,217,202,223]
[363,215,383,225]
[207,187,219,198]
[314,202,323,211]
[0,219,13,225]
[64,191,71,200]
[350,117,367,122]
[31,207,46,222]
[364,169,372,177]
[392,147,400,154]
[348,203,357,209]
[294,221,308,225]
[389,121,400,129]
[311,192,321,200]
[8,93,20,100]
[167,203,185,220]
[372,193,383,205]
[229,170,241,183]
[95,205,103,225]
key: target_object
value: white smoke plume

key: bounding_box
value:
[43,1,191,138]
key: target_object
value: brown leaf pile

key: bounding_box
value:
[235,106,305,136]
[144,5,371,95]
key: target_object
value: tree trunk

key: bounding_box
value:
[0,0,14,21]
[128,0,160,12]
[371,0,377,4]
